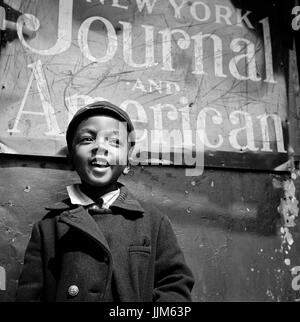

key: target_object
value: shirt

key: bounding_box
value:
[67,184,120,209]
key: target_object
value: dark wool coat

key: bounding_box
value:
[16,184,194,302]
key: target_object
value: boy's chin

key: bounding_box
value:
[83,174,120,189]
[85,179,116,188]
[80,168,124,188]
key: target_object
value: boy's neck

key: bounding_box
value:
[80,182,119,202]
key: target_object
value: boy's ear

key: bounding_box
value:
[122,155,134,175]
[123,166,130,175]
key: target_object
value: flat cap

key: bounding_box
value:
[66,101,135,152]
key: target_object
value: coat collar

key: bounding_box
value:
[45,184,144,255]
[58,206,111,254]
[110,184,145,215]
[45,183,145,215]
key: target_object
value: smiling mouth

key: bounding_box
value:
[91,159,110,168]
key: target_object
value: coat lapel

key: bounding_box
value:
[58,206,111,254]
[50,183,145,255]
[110,184,145,215]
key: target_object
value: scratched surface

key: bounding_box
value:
[0,157,299,302]
[0,0,292,170]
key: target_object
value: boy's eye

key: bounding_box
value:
[80,137,94,143]
[109,138,121,146]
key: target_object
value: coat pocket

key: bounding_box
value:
[128,245,151,254]
[128,244,151,301]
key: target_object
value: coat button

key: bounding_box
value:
[68,285,79,297]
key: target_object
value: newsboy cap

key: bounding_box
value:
[66,101,136,152]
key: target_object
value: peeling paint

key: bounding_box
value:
[7,200,15,207]
[266,289,275,301]
[278,180,299,228]
[277,166,300,299]
[280,227,294,247]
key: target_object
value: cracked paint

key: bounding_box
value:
[278,180,299,228]
[276,168,300,297]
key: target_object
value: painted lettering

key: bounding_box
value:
[190,1,211,22]
[149,103,178,145]
[292,6,300,31]
[197,108,224,149]
[229,111,259,151]
[236,9,254,29]
[159,28,190,71]
[215,4,233,25]
[136,0,159,14]
[14,2,275,84]
[169,0,189,19]
[260,18,276,84]
[258,114,287,153]
[132,79,147,93]
[229,38,261,82]
[131,78,180,94]
[78,16,118,63]
[120,99,148,144]
[192,32,226,78]
[8,60,62,136]
[120,22,157,68]
[17,0,73,55]
[291,266,300,291]
[66,94,109,122]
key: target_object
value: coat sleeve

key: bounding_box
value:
[16,223,44,302]
[153,216,195,302]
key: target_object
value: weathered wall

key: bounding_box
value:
[0,157,299,302]
[0,0,291,170]
[1,0,299,303]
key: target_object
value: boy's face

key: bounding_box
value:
[71,115,130,188]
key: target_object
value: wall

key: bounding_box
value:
[1,0,299,303]
[0,156,299,302]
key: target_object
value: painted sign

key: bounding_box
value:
[0,0,291,172]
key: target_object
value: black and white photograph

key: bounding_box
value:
[0,0,299,308]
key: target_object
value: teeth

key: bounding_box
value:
[92,161,109,167]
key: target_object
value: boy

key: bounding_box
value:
[16,101,194,302]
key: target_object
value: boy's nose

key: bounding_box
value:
[91,139,108,154]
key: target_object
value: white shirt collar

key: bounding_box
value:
[66,184,120,209]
